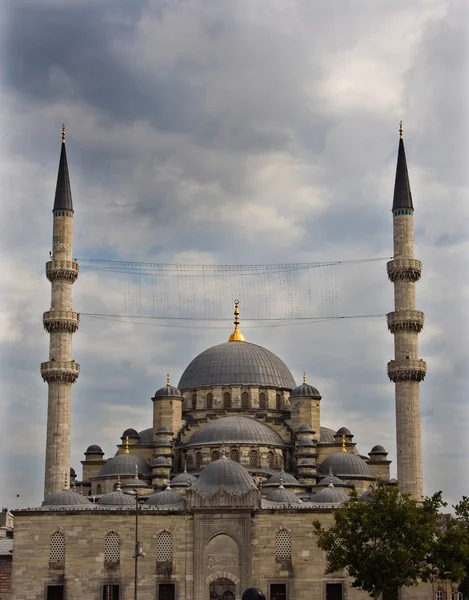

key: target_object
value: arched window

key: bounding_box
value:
[211,450,220,462]
[156,531,173,562]
[241,392,249,409]
[96,484,102,495]
[206,393,213,409]
[49,531,65,564]
[276,393,281,410]
[223,392,232,409]
[196,452,203,469]
[104,532,120,563]
[229,448,240,462]
[249,449,259,467]
[267,451,275,467]
[259,392,267,409]
[186,455,193,470]
[275,529,291,560]
[192,394,197,410]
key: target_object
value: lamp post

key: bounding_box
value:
[131,489,145,600]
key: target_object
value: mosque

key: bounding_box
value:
[10,125,434,600]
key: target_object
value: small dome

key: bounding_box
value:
[156,425,170,433]
[99,454,151,477]
[297,424,314,433]
[154,436,172,447]
[153,385,182,399]
[297,438,314,446]
[70,467,76,476]
[267,470,299,486]
[145,487,184,506]
[313,483,349,504]
[151,456,171,467]
[86,444,103,454]
[362,488,375,503]
[191,456,257,496]
[290,383,321,398]
[42,490,92,506]
[171,470,197,487]
[266,485,303,504]
[318,452,371,477]
[319,472,344,487]
[336,427,352,436]
[187,416,283,447]
[122,428,139,439]
[369,445,387,455]
[98,487,135,506]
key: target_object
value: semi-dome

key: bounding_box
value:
[191,456,258,496]
[99,454,151,477]
[42,490,92,506]
[178,341,296,390]
[266,485,302,504]
[171,469,197,487]
[97,487,135,506]
[186,416,284,447]
[290,383,321,398]
[313,484,349,504]
[318,452,371,478]
[85,444,103,454]
[266,470,299,486]
[145,486,184,506]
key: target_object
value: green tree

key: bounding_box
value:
[313,482,445,599]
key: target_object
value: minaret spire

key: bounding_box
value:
[41,126,80,498]
[386,123,426,500]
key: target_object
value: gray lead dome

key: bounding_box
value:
[178,341,296,390]
[186,416,284,447]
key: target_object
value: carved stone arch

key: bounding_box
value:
[205,528,243,550]
[274,524,292,534]
[205,571,240,585]
[155,527,173,537]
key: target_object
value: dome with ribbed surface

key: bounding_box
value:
[151,456,171,467]
[313,484,349,504]
[186,416,284,447]
[99,454,151,477]
[266,470,299,486]
[178,342,295,390]
[318,452,371,477]
[42,490,92,506]
[171,470,197,487]
[122,428,139,439]
[191,456,257,496]
[145,487,184,506]
[153,385,182,398]
[97,488,135,506]
[369,445,387,455]
[290,383,321,398]
[266,485,302,504]
[86,444,103,454]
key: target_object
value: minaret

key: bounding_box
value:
[40,125,80,498]
[386,122,426,500]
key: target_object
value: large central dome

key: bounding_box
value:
[178,341,296,390]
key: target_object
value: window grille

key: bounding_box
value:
[158,583,176,600]
[211,450,220,462]
[259,392,267,409]
[49,531,65,563]
[156,531,173,562]
[229,448,240,462]
[196,452,203,468]
[275,529,291,560]
[104,532,120,563]
[46,584,65,600]
[102,584,120,600]
[276,393,282,410]
[192,394,197,410]
[206,393,213,409]
[223,392,232,409]
[241,392,249,409]
[249,449,259,467]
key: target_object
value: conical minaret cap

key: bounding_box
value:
[53,124,74,212]
[392,121,413,211]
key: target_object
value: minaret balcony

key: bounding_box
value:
[387,359,427,382]
[386,258,422,282]
[40,360,80,384]
[386,310,424,333]
[43,311,80,333]
[46,260,79,283]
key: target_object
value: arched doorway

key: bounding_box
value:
[209,578,236,600]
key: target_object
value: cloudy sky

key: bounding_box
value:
[0,0,467,510]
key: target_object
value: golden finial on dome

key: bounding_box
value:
[341,434,347,453]
[62,124,66,143]
[166,373,170,386]
[124,436,130,454]
[228,300,245,342]
[303,372,307,384]
[399,121,403,140]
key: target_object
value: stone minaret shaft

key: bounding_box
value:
[386,124,426,500]
[40,126,80,498]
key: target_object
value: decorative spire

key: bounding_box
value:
[392,121,413,211]
[53,124,74,212]
[124,436,130,454]
[134,464,139,480]
[228,300,245,342]
[221,442,227,458]
[166,373,170,386]
[341,435,347,453]
[303,372,307,384]
[116,476,121,491]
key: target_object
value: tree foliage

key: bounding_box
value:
[313,482,445,599]
[432,497,469,585]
